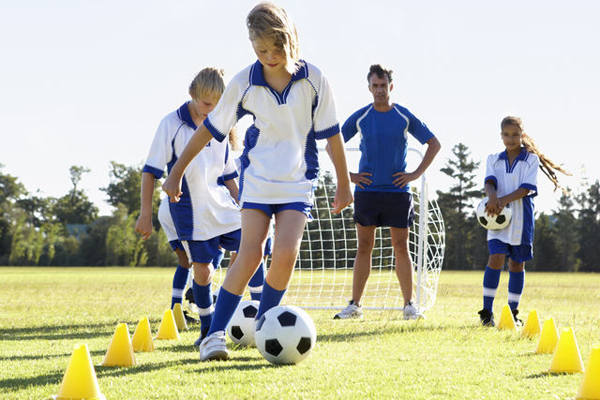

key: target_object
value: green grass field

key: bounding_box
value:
[1,267,598,400]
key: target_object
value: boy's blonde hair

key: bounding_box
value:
[501,116,571,193]
[247,2,301,74]
[189,68,239,150]
[189,67,226,101]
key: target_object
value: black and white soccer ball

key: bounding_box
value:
[227,300,259,347]
[476,197,512,230]
[255,305,317,365]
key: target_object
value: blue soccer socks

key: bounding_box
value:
[482,266,502,312]
[171,265,190,309]
[248,262,265,301]
[207,287,242,336]
[256,282,287,320]
[508,270,525,310]
[193,280,214,332]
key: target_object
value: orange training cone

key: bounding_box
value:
[497,304,516,331]
[522,309,542,338]
[549,327,584,373]
[100,322,136,367]
[53,343,106,400]
[131,316,154,352]
[155,309,180,340]
[172,302,188,332]
[576,343,600,399]
[536,317,559,354]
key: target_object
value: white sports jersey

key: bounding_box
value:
[143,102,241,241]
[485,148,539,246]
[157,196,177,242]
[204,60,340,205]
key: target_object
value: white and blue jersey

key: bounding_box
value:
[485,148,539,246]
[342,104,435,193]
[143,102,241,241]
[204,60,340,206]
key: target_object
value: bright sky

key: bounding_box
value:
[1,0,598,216]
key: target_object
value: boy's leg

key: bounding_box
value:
[192,262,215,340]
[171,248,191,309]
[256,209,307,319]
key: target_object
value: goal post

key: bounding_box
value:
[212,148,445,312]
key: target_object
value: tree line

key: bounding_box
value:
[1,143,598,271]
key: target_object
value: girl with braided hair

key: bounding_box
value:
[478,116,570,326]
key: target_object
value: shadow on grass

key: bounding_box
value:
[318,322,474,343]
[0,319,162,342]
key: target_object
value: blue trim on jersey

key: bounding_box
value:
[177,102,197,130]
[522,195,535,245]
[499,148,529,173]
[248,60,309,105]
[485,175,498,189]
[169,174,194,241]
[239,125,261,202]
[143,165,164,179]
[521,183,538,195]
[204,116,226,142]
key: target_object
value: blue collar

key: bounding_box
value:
[249,60,308,87]
[177,102,197,130]
[499,147,528,161]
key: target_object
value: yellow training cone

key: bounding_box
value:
[100,323,136,367]
[522,309,542,338]
[497,304,516,331]
[131,316,154,352]
[536,317,559,354]
[155,309,180,340]
[53,343,106,400]
[549,327,584,373]
[576,344,600,399]
[172,303,188,331]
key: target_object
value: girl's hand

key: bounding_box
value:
[485,196,502,216]
[350,172,372,189]
[135,214,153,240]
[162,175,183,203]
[331,185,353,215]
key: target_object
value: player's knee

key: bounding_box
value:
[193,263,214,285]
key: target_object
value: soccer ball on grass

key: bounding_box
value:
[227,300,259,347]
[255,305,316,365]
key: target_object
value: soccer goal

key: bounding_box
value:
[212,148,445,312]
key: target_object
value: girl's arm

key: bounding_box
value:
[325,133,353,214]
[162,125,214,201]
[499,188,530,208]
[223,178,240,205]
[135,172,156,240]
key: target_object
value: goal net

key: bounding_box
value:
[212,148,445,312]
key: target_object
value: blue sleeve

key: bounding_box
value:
[402,107,435,144]
[341,110,361,143]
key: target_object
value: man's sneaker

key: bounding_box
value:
[403,301,424,320]
[183,310,199,325]
[193,327,209,349]
[478,309,495,327]
[511,308,524,327]
[333,300,363,319]
[199,331,229,361]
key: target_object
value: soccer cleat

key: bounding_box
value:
[199,331,229,361]
[333,300,363,319]
[478,309,495,327]
[185,287,195,303]
[193,327,210,349]
[403,301,425,320]
[511,308,524,327]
